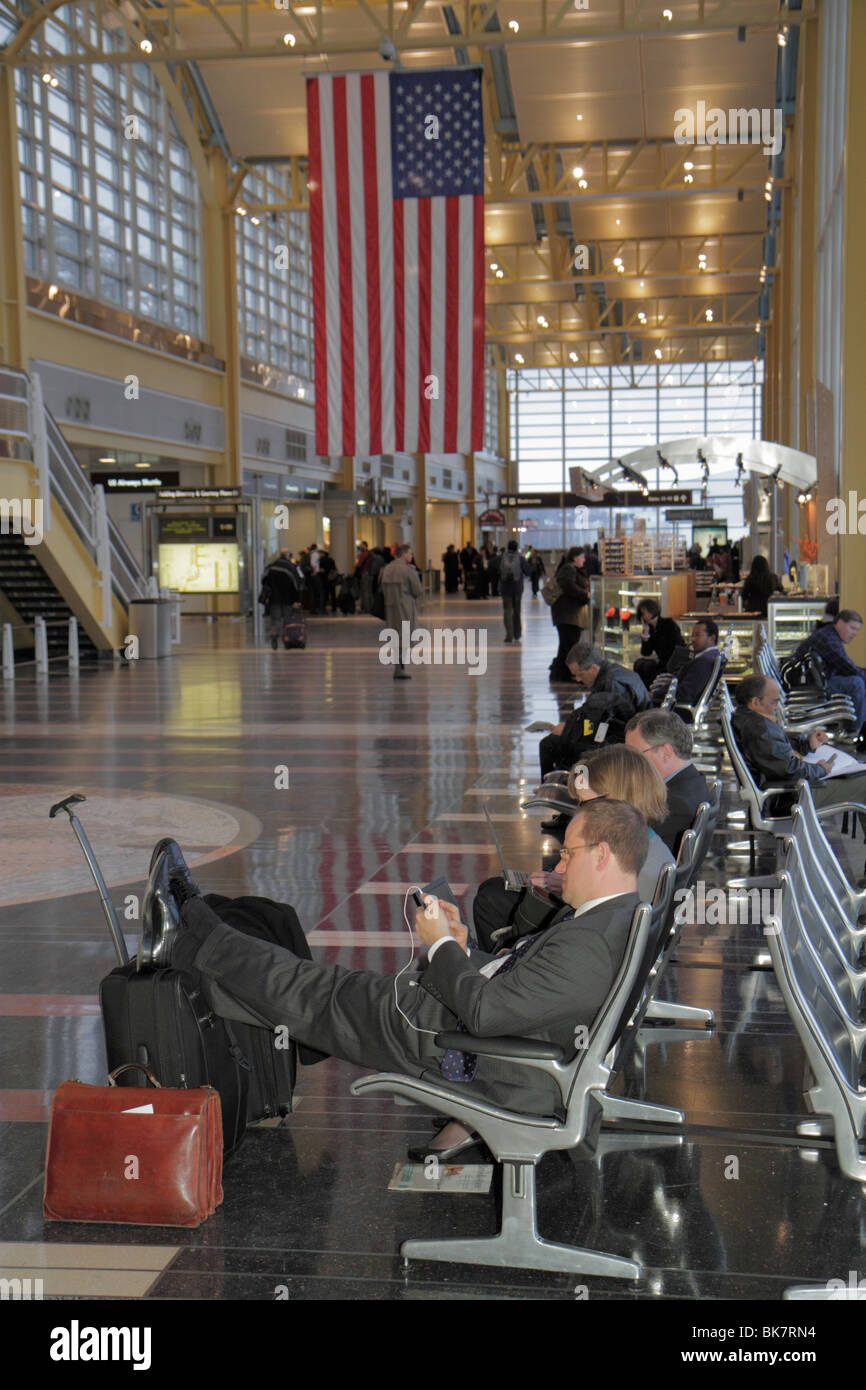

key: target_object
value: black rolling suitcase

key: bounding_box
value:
[465,570,483,600]
[99,964,250,1157]
[282,611,306,648]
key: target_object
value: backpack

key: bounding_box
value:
[500,552,522,585]
[541,573,563,606]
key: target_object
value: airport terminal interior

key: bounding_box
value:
[2,0,866,1315]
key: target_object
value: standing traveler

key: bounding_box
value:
[529,548,546,597]
[355,542,373,612]
[380,543,423,680]
[442,545,461,594]
[499,540,531,643]
[548,546,591,682]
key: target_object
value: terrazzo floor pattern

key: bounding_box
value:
[1,597,864,1304]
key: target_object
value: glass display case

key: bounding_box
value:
[591,575,694,665]
[767,597,829,657]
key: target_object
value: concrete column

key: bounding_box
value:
[201,159,242,487]
[839,0,866,660]
[412,454,428,566]
[0,68,27,369]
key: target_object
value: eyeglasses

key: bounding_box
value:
[558,842,601,861]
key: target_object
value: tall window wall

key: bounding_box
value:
[510,359,764,491]
[235,167,314,397]
[15,6,203,335]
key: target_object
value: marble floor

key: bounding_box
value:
[1,595,865,1305]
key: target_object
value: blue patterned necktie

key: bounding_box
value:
[440,933,540,1083]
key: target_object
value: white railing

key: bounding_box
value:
[1,366,146,615]
[2,616,79,681]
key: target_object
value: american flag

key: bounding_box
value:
[306,67,485,459]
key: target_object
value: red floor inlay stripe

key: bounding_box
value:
[0,1090,52,1121]
[0,995,100,1016]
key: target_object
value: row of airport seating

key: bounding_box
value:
[353,745,723,1278]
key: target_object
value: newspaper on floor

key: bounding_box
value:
[388,1161,494,1194]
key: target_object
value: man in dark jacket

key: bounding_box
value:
[538,643,651,776]
[625,709,709,853]
[675,619,721,708]
[633,598,686,687]
[730,673,866,831]
[260,550,304,650]
[794,609,866,732]
[499,540,532,642]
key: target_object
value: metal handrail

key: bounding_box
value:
[2,614,80,680]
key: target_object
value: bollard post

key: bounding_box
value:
[2,623,14,682]
[34,615,49,676]
[68,616,79,672]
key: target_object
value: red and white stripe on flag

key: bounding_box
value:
[306,70,485,459]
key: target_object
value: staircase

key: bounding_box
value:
[0,367,146,658]
[0,533,100,661]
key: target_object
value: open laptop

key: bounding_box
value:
[483,805,532,892]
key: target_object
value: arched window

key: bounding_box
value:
[16,5,203,336]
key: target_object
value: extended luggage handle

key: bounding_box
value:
[49,793,86,820]
[48,792,131,968]
[108,1063,163,1088]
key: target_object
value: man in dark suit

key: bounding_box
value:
[625,709,709,852]
[675,619,721,708]
[146,800,646,1120]
[731,674,866,832]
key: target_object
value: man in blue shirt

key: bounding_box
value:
[794,609,866,731]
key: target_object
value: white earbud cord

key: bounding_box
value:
[393,885,441,1036]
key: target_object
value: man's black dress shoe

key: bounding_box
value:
[139,840,200,971]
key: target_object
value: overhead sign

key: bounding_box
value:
[500,490,693,509]
[665,507,715,522]
[479,509,506,526]
[93,471,179,492]
[157,487,242,502]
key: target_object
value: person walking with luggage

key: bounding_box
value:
[380,543,422,680]
[259,549,304,650]
[548,546,590,682]
[442,544,461,594]
[500,540,531,643]
[484,543,501,597]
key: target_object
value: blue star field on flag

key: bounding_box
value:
[390,68,485,199]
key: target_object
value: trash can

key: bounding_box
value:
[155,600,173,658]
[128,599,161,660]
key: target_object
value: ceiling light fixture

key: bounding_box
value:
[654,347,663,359]
[514,352,525,364]
[637,311,647,324]
[490,261,499,271]
[495,268,504,279]
[237,206,247,216]
[683,160,694,171]
[662,9,673,21]
[778,25,788,47]
[684,172,693,183]
[576,113,584,122]
[572,166,584,179]
[705,308,713,321]
[139,37,153,53]
[283,32,296,46]
[508,19,519,32]
[578,178,588,190]
[569,350,578,363]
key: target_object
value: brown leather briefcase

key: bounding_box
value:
[43,1065,223,1228]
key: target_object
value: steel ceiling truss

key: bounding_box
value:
[486,293,762,339]
[2,0,784,66]
[487,234,766,288]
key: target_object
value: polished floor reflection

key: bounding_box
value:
[1,598,864,1300]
